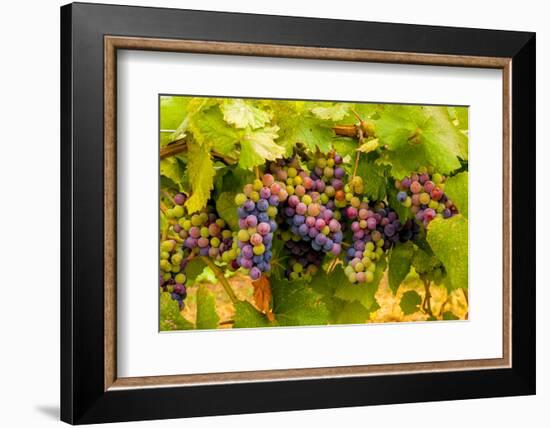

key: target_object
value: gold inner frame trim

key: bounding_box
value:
[104,35,512,391]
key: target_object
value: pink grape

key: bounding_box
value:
[257,222,271,235]
[250,233,263,246]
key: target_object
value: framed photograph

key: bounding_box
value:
[61,2,535,424]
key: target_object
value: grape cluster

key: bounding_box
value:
[343,203,385,284]
[178,208,238,264]
[395,170,458,226]
[307,152,348,211]
[234,174,285,280]
[159,239,188,309]
[277,154,344,255]
[264,153,348,281]
[343,201,419,284]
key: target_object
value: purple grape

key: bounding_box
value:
[250,267,262,280]
[257,199,269,211]
[397,191,408,203]
[260,188,271,199]
[246,215,258,227]
[173,193,186,205]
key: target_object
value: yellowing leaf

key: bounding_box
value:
[357,138,379,153]
[252,275,272,315]
[184,142,215,214]
[221,99,272,129]
[311,103,349,121]
[238,126,285,169]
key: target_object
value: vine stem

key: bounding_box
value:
[327,257,340,274]
[352,128,364,180]
[167,233,184,244]
[422,280,433,316]
[351,108,365,126]
[200,256,238,304]
[255,166,261,180]
[161,190,175,201]
[161,223,169,242]
[160,138,238,164]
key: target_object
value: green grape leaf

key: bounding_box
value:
[216,192,239,231]
[333,301,371,324]
[310,103,350,121]
[160,96,218,146]
[444,172,468,218]
[238,126,285,169]
[388,242,414,294]
[268,238,286,280]
[355,161,389,201]
[270,277,329,326]
[160,175,179,192]
[375,105,466,178]
[400,290,422,315]
[411,246,440,274]
[184,142,215,214]
[447,106,469,131]
[195,284,219,329]
[443,311,460,320]
[233,300,272,328]
[426,215,468,290]
[220,99,272,129]
[320,295,347,324]
[422,106,468,160]
[309,267,339,297]
[188,105,239,154]
[159,292,194,331]
[160,96,190,145]
[277,114,334,154]
[350,103,381,121]
[216,168,255,195]
[160,96,189,130]
[332,258,386,310]
[160,157,186,191]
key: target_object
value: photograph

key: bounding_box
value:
[159,96,469,330]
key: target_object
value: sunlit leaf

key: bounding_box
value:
[184,142,215,214]
[444,172,468,218]
[221,99,272,129]
[238,126,285,169]
[311,103,350,121]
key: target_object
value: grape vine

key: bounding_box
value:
[159,97,469,329]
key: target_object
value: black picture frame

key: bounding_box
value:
[61,2,535,424]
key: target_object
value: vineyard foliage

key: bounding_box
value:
[159,96,468,330]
